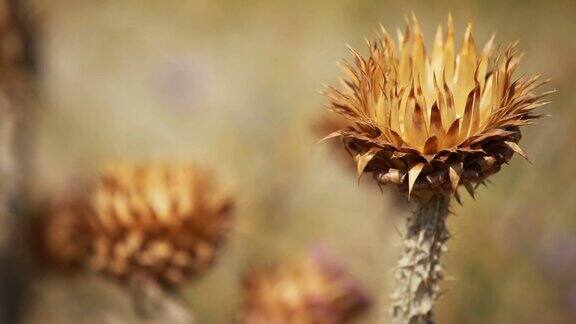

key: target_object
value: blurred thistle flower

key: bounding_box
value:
[322,14,552,198]
[0,0,27,67]
[40,162,235,288]
[238,247,371,324]
[38,196,91,269]
[319,13,551,323]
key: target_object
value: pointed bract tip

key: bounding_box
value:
[505,141,531,163]
[447,12,454,27]
[464,183,475,199]
[407,163,425,198]
[318,131,343,144]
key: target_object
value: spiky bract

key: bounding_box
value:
[323,15,551,197]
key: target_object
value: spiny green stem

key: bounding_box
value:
[391,193,451,324]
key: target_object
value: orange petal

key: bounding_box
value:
[412,103,429,149]
[423,136,440,155]
[429,102,445,143]
[443,75,456,122]
[444,118,461,148]
[460,88,477,141]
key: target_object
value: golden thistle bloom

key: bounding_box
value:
[323,15,551,197]
[239,247,371,324]
[42,162,235,287]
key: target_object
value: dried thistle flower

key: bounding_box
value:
[42,162,235,288]
[238,247,371,324]
[323,14,551,198]
[320,14,551,324]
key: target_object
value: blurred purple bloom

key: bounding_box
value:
[537,233,576,278]
[150,56,210,111]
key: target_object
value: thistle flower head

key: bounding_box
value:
[323,14,551,197]
[239,247,371,324]
[42,162,235,287]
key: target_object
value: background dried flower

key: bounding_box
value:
[36,196,90,269]
[238,247,371,324]
[41,162,235,288]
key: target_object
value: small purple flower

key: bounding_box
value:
[537,233,576,278]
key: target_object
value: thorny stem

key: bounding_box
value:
[129,274,195,324]
[391,193,451,324]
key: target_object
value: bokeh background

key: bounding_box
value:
[20,0,576,323]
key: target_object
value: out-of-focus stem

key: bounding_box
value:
[0,90,22,324]
[391,193,451,324]
[0,1,39,323]
[129,274,195,324]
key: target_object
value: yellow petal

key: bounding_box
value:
[431,25,444,80]
[411,14,426,81]
[408,163,425,198]
[355,149,377,178]
[423,136,440,155]
[398,25,412,85]
[460,88,478,141]
[449,162,463,193]
[477,33,495,89]
[412,102,429,149]
[429,102,445,143]
[444,13,455,81]
[444,118,461,148]
[454,23,477,115]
